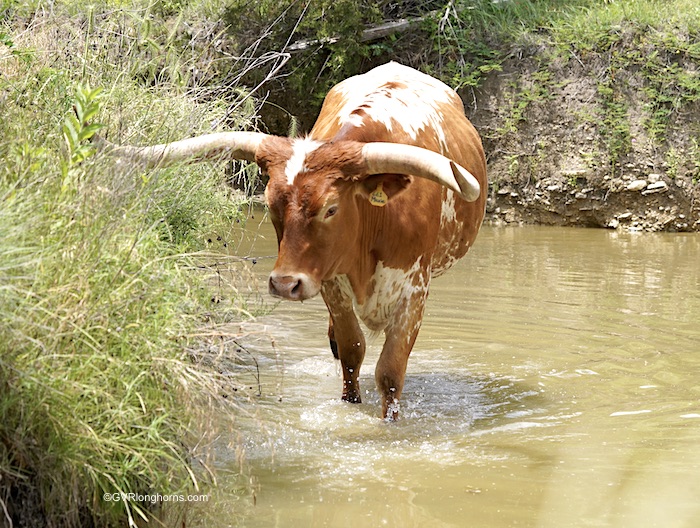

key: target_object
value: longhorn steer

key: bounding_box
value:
[106,62,487,419]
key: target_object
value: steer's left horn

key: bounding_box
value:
[97,132,270,168]
[361,143,482,202]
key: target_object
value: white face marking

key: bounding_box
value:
[285,137,323,185]
[333,62,454,149]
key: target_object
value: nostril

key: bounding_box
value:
[269,273,308,300]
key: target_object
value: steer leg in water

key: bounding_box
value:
[376,279,429,420]
[327,316,339,360]
[322,282,366,403]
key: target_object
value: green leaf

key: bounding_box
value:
[74,99,87,124]
[78,123,105,143]
[87,86,104,100]
[81,105,101,126]
[62,82,104,167]
[63,116,80,151]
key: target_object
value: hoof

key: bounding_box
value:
[342,394,362,404]
[382,398,400,421]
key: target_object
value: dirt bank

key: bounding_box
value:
[467,52,700,232]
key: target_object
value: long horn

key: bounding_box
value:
[361,142,482,202]
[97,132,269,168]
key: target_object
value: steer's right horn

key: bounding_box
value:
[97,131,269,168]
[361,142,482,202]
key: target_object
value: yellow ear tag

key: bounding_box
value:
[369,182,388,207]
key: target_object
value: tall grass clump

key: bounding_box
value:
[426,0,596,90]
[1,2,262,526]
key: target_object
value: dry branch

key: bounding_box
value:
[285,16,427,52]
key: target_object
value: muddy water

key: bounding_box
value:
[202,220,700,528]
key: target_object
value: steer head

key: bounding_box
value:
[100,132,481,301]
[260,138,416,301]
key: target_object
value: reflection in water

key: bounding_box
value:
[196,223,700,528]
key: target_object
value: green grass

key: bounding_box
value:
[428,0,700,174]
[1,2,262,526]
[556,0,700,47]
[425,0,595,89]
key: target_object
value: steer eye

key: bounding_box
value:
[323,205,338,220]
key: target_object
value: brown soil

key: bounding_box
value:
[467,56,700,232]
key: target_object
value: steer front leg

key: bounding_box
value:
[376,276,429,420]
[327,315,339,359]
[322,280,366,404]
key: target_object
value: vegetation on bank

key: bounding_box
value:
[488,0,700,171]
[467,0,700,230]
[1,1,261,525]
[1,0,699,525]
[221,0,699,229]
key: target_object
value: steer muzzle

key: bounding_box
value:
[268,272,319,301]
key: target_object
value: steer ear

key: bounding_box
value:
[356,173,413,206]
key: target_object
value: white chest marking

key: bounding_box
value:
[338,258,428,332]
